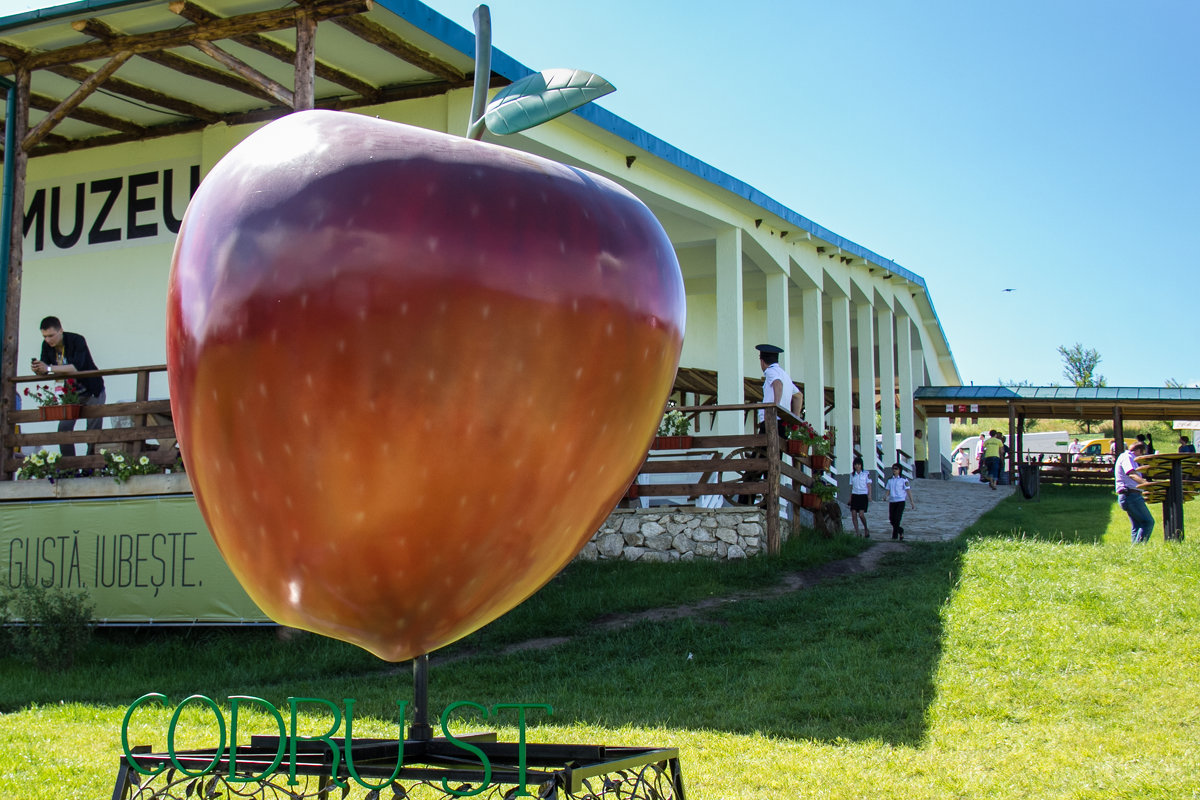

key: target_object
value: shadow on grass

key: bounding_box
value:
[961,483,1116,544]
[0,486,1140,747]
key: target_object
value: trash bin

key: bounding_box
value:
[1018,462,1040,500]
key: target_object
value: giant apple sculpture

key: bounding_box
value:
[166,109,685,661]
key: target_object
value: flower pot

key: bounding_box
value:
[810,454,829,471]
[653,435,693,450]
[40,404,81,421]
[785,440,808,457]
[800,492,821,510]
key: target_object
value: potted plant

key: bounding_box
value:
[813,479,838,505]
[23,379,84,421]
[99,449,164,484]
[810,431,833,470]
[16,449,65,482]
[653,406,692,450]
[785,419,826,457]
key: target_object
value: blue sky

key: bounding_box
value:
[1,0,1195,387]
[417,0,1200,388]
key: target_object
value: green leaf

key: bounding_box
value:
[482,68,614,136]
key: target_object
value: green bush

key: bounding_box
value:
[0,581,94,671]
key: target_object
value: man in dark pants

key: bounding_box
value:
[30,316,105,456]
[1115,441,1153,544]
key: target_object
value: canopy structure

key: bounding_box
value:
[915,386,1200,422]
[916,385,1200,478]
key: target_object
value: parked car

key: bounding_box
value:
[1079,437,1120,463]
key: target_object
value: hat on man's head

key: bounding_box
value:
[755,343,784,355]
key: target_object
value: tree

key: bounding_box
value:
[1058,343,1106,388]
[1057,343,1106,432]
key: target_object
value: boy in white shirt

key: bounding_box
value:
[884,463,916,540]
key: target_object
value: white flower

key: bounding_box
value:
[114,454,125,464]
[139,456,150,466]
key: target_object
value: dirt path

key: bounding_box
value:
[492,541,908,657]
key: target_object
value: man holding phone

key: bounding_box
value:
[30,316,105,457]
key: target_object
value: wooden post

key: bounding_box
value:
[1008,402,1016,486]
[1164,459,1184,541]
[1113,406,1124,456]
[1,69,30,479]
[764,405,781,555]
[1017,411,1025,469]
[293,7,316,110]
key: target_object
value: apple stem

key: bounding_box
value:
[466,4,492,141]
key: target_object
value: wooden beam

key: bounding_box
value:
[59,23,226,120]
[1,68,31,478]
[331,13,465,82]
[14,75,488,159]
[173,0,380,101]
[29,91,144,134]
[72,17,275,104]
[50,64,220,122]
[189,39,295,107]
[23,0,369,70]
[294,7,316,110]
[24,51,132,150]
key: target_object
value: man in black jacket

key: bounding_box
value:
[31,316,105,456]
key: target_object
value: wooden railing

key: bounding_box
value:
[1023,452,1113,486]
[5,365,177,476]
[626,403,833,555]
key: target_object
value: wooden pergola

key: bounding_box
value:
[0,0,506,461]
[915,384,1200,476]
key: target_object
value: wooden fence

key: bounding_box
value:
[624,403,832,555]
[1023,452,1113,486]
[6,365,176,475]
[5,385,832,555]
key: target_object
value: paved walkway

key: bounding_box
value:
[849,476,1015,542]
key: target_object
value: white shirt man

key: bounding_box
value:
[755,343,799,425]
[1068,438,1081,462]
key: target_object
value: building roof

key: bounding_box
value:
[915,385,1200,421]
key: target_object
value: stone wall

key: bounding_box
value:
[578,507,789,562]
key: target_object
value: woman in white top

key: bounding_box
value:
[848,456,871,537]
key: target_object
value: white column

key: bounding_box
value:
[897,314,915,465]
[876,305,897,471]
[715,227,744,434]
[766,272,790,374]
[855,301,877,474]
[830,294,853,473]
[800,287,824,432]
[928,417,949,477]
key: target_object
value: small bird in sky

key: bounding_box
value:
[1001,288,1015,292]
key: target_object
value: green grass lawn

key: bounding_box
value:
[2,488,1197,798]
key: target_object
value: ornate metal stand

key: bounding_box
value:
[114,653,685,799]
[113,736,684,799]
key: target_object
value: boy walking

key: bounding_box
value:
[884,463,915,540]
